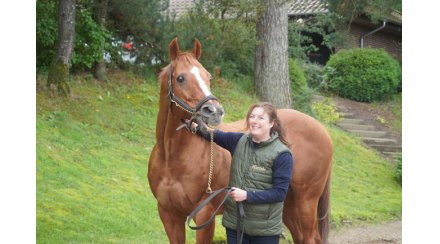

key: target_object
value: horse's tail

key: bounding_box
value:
[318,170,331,244]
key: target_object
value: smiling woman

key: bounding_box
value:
[248,107,274,143]
[194,102,294,244]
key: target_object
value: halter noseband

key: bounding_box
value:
[167,65,218,130]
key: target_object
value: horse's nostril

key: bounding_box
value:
[202,104,216,114]
[202,107,211,114]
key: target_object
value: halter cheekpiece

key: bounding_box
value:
[167,65,218,132]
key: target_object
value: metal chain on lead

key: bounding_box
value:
[206,130,214,194]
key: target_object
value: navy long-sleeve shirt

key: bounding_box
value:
[213,130,294,204]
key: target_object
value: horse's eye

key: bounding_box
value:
[176,75,185,83]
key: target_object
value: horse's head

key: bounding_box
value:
[162,38,224,128]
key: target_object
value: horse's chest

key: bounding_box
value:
[154,175,198,212]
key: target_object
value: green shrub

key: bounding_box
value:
[289,59,307,96]
[289,59,312,113]
[311,98,341,124]
[324,48,401,102]
[300,61,324,89]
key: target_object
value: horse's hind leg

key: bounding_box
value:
[158,204,186,244]
[283,192,321,244]
[283,191,302,243]
[194,204,216,244]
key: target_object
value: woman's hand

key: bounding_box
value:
[230,187,247,202]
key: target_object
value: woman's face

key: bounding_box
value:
[248,107,274,143]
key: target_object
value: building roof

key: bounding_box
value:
[287,0,328,16]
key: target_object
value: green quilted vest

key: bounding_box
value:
[222,132,291,236]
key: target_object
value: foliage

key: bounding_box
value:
[36,0,58,72]
[288,58,313,113]
[166,1,256,77]
[288,58,307,97]
[288,13,345,61]
[299,61,325,89]
[106,0,172,67]
[201,0,261,21]
[72,3,111,71]
[395,153,402,185]
[103,0,257,77]
[36,0,113,72]
[311,98,341,124]
[324,48,401,102]
[325,0,402,25]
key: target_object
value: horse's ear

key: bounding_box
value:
[193,39,202,60]
[169,38,180,61]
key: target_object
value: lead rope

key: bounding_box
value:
[189,130,245,244]
[206,130,214,194]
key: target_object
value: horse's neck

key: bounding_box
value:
[155,89,169,147]
[155,91,198,154]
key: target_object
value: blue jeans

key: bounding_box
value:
[226,228,280,244]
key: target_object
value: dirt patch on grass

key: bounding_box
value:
[329,220,402,244]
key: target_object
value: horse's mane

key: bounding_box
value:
[158,52,200,84]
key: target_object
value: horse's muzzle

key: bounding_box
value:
[199,102,224,127]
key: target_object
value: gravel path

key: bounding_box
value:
[329,220,402,244]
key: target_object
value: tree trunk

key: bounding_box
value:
[93,0,108,81]
[254,0,291,108]
[47,0,76,96]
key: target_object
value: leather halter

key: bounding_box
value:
[167,65,217,129]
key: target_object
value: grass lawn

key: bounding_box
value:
[36,71,401,243]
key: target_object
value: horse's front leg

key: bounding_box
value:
[158,204,186,244]
[194,203,217,244]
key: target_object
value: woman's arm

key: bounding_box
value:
[213,130,243,155]
[194,123,243,155]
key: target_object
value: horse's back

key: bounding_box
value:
[277,108,332,155]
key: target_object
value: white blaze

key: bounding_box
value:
[190,66,211,96]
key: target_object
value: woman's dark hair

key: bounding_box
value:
[245,102,290,146]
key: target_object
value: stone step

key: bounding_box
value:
[337,123,376,131]
[311,95,325,102]
[361,137,398,145]
[382,151,402,159]
[340,112,355,118]
[339,118,364,124]
[369,144,402,152]
[348,130,387,138]
[337,105,348,111]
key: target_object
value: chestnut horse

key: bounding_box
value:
[148,38,333,244]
